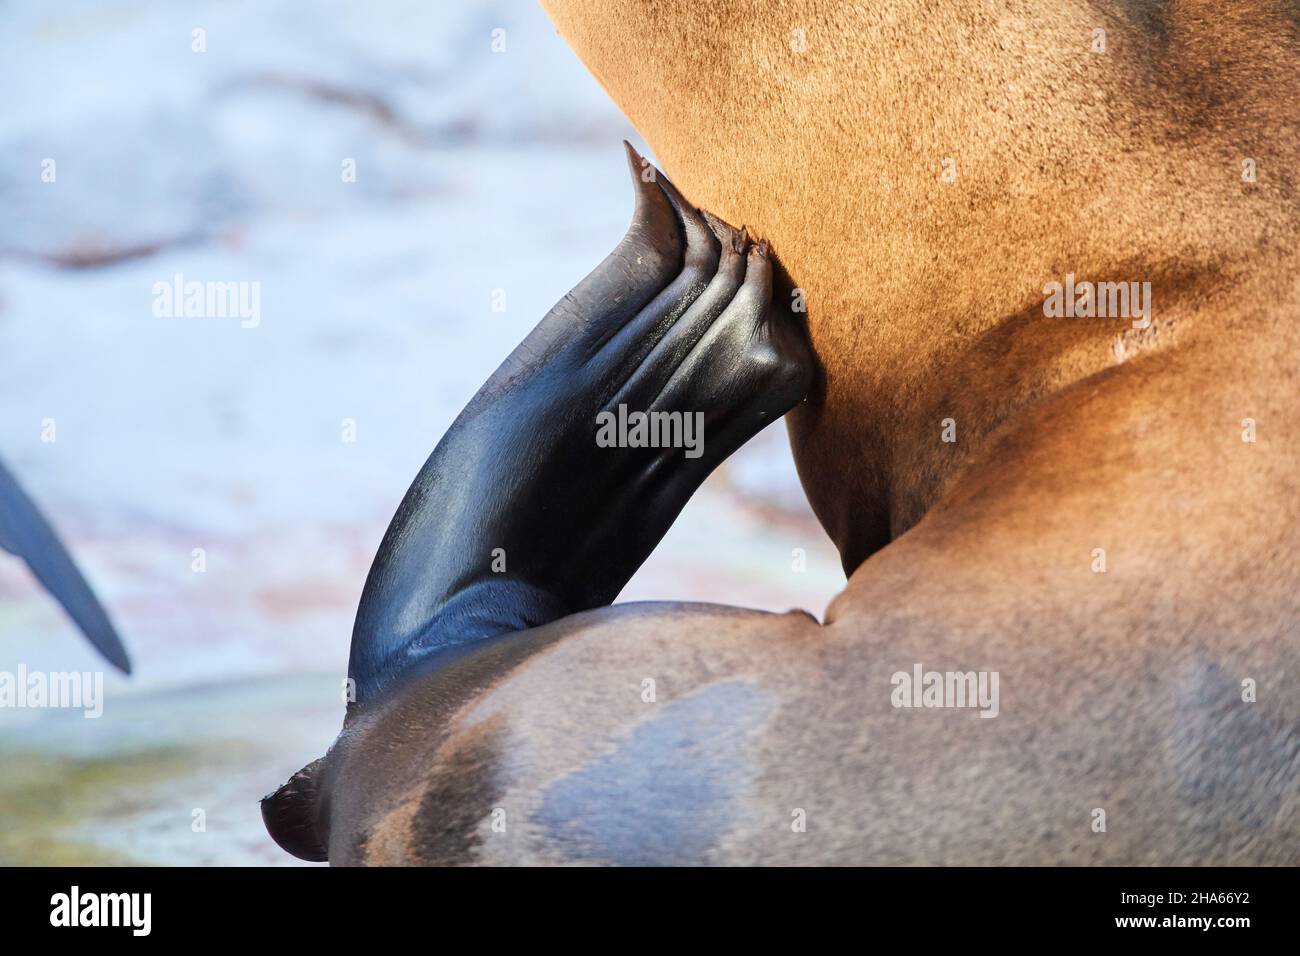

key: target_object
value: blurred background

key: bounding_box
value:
[0,0,843,864]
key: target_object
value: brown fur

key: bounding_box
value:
[542,0,1300,564]
[286,1,1300,864]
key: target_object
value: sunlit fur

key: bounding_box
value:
[268,1,1300,865]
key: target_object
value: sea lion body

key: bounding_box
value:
[265,0,1300,864]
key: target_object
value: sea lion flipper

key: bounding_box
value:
[261,758,329,862]
[345,146,812,705]
[648,238,813,420]
[604,215,751,411]
[649,164,722,276]
[525,143,685,352]
[579,155,725,379]
[0,457,132,674]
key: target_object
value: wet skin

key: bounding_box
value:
[345,143,812,705]
[265,145,814,860]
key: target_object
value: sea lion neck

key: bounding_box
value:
[543,0,1300,570]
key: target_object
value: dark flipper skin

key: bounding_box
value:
[0,457,131,673]
[269,143,813,859]
[344,143,813,706]
[345,145,811,707]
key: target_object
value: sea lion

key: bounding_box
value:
[265,0,1300,864]
[345,143,811,706]
[263,146,813,861]
[0,457,131,673]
